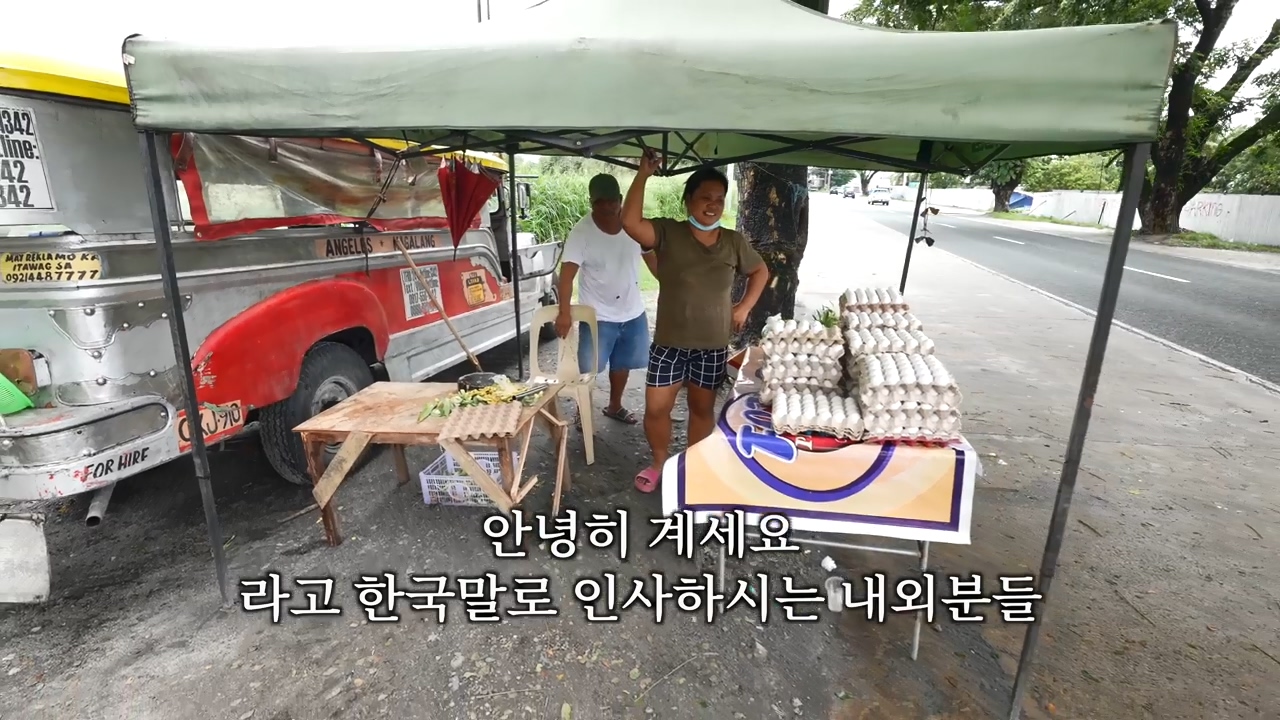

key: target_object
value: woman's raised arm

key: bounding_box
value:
[621,149,662,250]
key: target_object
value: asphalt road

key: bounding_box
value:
[851,199,1280,386]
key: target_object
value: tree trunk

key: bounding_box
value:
[859,171,876,196]
[1137,154,1184,235]
[729,0,825,347]
[1139,184,1184,235]
[732,162,809,347]
[991,179,1017,213]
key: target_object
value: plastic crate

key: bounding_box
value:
[418,449,520,507]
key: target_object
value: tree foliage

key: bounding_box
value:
[1205,132,1280,194]
[1022,153,1124,192]
[830,168,858,187]
[976,159,1028,211]
[928,172,966,189]
[846,0,1280,232]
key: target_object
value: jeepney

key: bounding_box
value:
[0,53,559,603]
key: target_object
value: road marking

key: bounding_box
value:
[1124,266,1190,283]
[936,222,956,228]
[940,251,1280,397]
[867,217,1280,396]
[993,235,1025,245]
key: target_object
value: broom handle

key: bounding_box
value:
[394,238,483,372]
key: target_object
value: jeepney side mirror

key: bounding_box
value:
[517,182,532,220]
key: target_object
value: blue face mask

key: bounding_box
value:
[687,215,721,232]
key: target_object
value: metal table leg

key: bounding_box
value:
[911,540,931,661]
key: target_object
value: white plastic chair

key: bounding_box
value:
[529,304,599,465]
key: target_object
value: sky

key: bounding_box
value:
[5,0,1277,126]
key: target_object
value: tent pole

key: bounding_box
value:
[508,149,524,379]
[898,174,929,294]
[1006,142,1150,720]
[138,131,231,605]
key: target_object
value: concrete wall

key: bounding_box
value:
[918,187,1280,246]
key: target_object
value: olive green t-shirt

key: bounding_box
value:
[649,217,765,350]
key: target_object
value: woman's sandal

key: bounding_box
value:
[634,466,661,493]
[603,406,639,425]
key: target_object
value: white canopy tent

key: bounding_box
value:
[118,3,1178,719]
[122,0,1176,174]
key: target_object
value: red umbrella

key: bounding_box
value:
[438,156,502,249]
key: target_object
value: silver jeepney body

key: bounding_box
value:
[0,68,557,602]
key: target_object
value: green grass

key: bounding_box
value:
[1161,231,1280,254]
[988,211,1107,229]
[521,171,738,245]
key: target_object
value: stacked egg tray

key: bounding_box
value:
[758,317,863,439]
[771,388,864,440]
[841,309,934,382]
[759,317,845,401]
[852,353,962,445]
[840,287,910,314]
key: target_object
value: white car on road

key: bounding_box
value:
[868,187,891,206]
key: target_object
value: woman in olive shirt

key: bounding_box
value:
[621,149,770,493]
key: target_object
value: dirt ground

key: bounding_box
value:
[2,200,1277,720]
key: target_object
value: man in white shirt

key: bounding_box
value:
[556,174,657,425]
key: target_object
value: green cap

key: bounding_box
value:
[588,174,622,203]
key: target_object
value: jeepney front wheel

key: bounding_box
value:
[260,341,376,486]
[538,273,560,342]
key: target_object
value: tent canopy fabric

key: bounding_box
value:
[120,0,1177,174]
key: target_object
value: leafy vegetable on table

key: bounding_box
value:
[813,305,840,328]
[417,382,544,422]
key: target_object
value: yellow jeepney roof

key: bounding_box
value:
[0,52,130,105]
[0,52,509,171]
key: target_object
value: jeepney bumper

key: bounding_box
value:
[0,396,179,500]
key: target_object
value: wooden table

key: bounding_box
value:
[293,381,570,546]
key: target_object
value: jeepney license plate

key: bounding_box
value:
[176,401,245,451]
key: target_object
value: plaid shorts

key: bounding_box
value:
[646,344,729,389]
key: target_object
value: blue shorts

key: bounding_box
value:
[577,312,650,374]
[646,345,729,390]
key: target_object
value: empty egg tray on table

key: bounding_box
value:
[436,402,523,441]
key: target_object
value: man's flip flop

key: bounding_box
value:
[634,466,660,493]
[603,406,639,425]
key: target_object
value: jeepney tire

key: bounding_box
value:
[259,342,377,487]
[538,275,560,342]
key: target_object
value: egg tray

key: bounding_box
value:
[840,310,923,333]
[840,287,910,314]
[436,402,523,441]
[844,327,935,357]
[762,316,844,344]
[769,388,865,440]
[853,353,961,413]
[762,356,842,382]
[761,338,845,360]
[861,408,962,445]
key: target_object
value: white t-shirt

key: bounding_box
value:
[560,214,646,324]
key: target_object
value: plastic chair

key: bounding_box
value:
[528,304,599,465]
